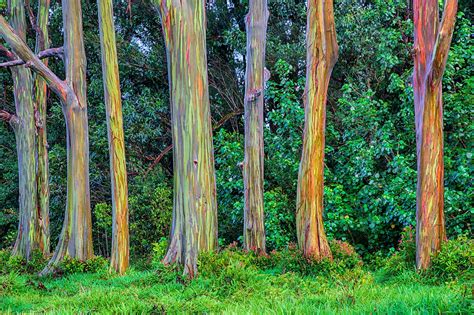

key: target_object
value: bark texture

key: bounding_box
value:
[98,0,129,274]
[157,0,218,278]
[44,0,93,271]
[296,0,338,260]
[413,0,457,270]
[9,0,39,260]
[34,0,51,256]
[243,0,268,253]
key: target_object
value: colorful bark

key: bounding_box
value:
[8,0,41,260]
[157,0,218,278]
[34,0,51,256]
[413,0,457,269]
[296,0,338,260]
[243,0,268,253]
[41,0,93,274]
[98,0,129,274]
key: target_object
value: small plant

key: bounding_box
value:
[151,237,168,269]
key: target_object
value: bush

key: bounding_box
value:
[0,249,47,274]
[381,226,416,275]
[428,234,473,281]
[58,256,109,275]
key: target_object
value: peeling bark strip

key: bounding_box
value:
[98,0,129,274]
[156,0,218,278]
[34,0,51,257]
[7,0,41,261]
[296,0,338,260]
[413,0,457,270]
[243,0,268,253]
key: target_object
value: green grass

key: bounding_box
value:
[0,267,472,314]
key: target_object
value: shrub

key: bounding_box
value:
[0,249,47,274]
[58,256,109,275]
[428,234,473,281]
[381,226,416,275]
[329,239,363,270]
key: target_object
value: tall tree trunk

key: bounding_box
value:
[97,0,129,274]
[40,0,93,273]
[296,0,338,260]
[413,0,457,270]
[243,0,268,253]
[156,0,218,278]
[34,0,51,256]
[8,0,40,261]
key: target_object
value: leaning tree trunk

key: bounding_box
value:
[157,0,218,278]
[98,0,129,274]
[296,0,338,260]
[8,0,40,260]
[34,0,51,256]
[243,0,268,254]
[413,0,457,270]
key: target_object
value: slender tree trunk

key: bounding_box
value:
[296,0,338,260]
[243,0,268,253]
[34,0,51,256]
[413,0,457,270]
[97,0,129,274]
[157,0,218,278]
[8,0,40,261]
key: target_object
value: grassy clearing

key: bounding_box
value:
[0,267,472,314]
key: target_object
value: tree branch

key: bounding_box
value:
[0,15,69,103]
[0,44,16,61]
[0,109,19,127]
[0,47,63,68]
[430,0,458,84]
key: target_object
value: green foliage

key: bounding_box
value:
[58,256,109,276]
[381,226,417,275]
[0,250,47,275]
[263,188,295,250]
[129,176,172,257]
[151,237,168,269]
[428,235,474,282]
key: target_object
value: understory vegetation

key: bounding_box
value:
[1,234,472,313]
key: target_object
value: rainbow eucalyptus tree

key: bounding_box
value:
[97,0,129,274]
[413,0,458,269]
[0,0,50,259]
[0,0,93,275]
[296,0,338,260]
[156,0,218,277]
[34,0,51,255]
[243,0,268,253]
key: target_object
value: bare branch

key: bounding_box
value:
[0,15,69,103]
[0,44,16,61]
[0,109,19,127]
[0,47,63,68]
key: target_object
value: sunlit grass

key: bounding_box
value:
[1,267,472,314]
